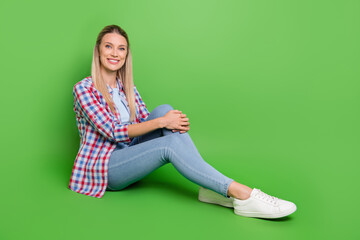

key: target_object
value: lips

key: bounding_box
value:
[107,58,120,65]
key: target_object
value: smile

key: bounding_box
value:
[107,58,120,64]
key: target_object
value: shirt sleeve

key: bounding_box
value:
[134,85,150,123]
[73,82,131,143]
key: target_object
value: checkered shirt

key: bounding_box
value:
[69,76,150,198]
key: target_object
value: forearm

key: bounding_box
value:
[127,117,166,138]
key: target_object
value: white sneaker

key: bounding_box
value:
[198,186,234,208]
[233,188,297,219]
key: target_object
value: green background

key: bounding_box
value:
[1,0,359,239]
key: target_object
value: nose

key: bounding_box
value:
[111,48,118,57]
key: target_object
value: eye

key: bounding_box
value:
[120,47,125,50]
[105,45,111,48]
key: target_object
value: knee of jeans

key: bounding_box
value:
[153,104,174,117]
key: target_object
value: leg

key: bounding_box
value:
[111,103,252,198]
[107,130,234,198]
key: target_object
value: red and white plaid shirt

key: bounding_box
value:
[69,76,150,198]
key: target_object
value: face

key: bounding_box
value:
[99,32,128,73]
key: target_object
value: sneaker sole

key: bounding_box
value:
[234,205,297,219]
[198,195,234,208]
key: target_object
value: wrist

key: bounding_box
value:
[157,117,166,129]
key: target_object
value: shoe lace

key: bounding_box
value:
[255,189,279,205]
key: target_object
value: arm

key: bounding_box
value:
[74,82,167,141]
[128,112,189,137]
[73,82,132,143]
[127,118,166,138]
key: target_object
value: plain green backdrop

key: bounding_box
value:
[0,0,359,239]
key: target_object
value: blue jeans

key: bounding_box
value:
[106,104,234,198]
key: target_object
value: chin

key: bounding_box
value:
[105,65,121,72]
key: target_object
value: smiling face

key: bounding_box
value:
[99,32,128,74]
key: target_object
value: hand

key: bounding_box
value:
[161,110,190,134]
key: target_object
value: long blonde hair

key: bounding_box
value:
[91,25,136,122]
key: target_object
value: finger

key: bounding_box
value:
[181,121,190,126]
[181,126,190,131]
[180,128,189,133]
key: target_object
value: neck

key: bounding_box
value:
[100,66,117,88]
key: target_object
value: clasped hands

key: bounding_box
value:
[161,109,190,134]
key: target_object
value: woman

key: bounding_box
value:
[69,24,297,219]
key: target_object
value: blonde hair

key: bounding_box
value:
[91,25,136,122]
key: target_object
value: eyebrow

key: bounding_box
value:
[105,42,127,47]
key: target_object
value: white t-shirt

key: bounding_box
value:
[111,81,130,123]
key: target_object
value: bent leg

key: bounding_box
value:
[107,131,234,198]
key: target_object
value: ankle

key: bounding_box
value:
[234,190,252,200]
[227,181,253,200]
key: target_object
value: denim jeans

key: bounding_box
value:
[106,104,234,198]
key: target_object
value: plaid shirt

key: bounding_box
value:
[69,76,150,198]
